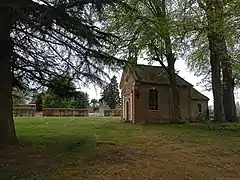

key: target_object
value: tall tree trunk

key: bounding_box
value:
[222,60,237,122]
[0,7,17,146]
[221,48,237,122]
[232,90,237,120]
[166,43,181,121]
[207,34,225,122]
[149,0,181,121]
[203,0,235,122]
[161,0,181,121]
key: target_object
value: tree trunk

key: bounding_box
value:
[149,0,182,121]
[232,91,237,120]
[0,7,17,146]
[158,0,181,122]
[222,61,237,122]
[207,33,225,122]
[164,34,181,121]
[203,0,235,122]
[221,42,237,122]
[209,0,236,122]
[167,54,181,121]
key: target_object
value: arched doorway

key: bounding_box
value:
[126,101,129,120]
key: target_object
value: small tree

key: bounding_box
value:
[42,92,75,108]
[42,75,89,108]
[48,75,76,99]
[90,99,99,108]
[75,91,89,109]
[100,76,120,109]
[32,92,44,111]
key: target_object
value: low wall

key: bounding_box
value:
[17,104,36,110]
[13,107,35,117]
[43,108,89,117]
[104,109,121,117]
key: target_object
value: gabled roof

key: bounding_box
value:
[120,64,209,101]
[191,88,209,101]
[130,64,193,86]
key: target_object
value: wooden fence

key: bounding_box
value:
[104,109,121,117]
[43,108,89,117]
[13,107,35,117]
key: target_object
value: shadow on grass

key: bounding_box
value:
[0,135,102,180]
[1,118,240,179]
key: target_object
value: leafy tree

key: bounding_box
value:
[104,0,187,120]
[42,75,89,108]
[184,0,239,122]
[42,92,75,108]
[90,99,99,111]
[100,76,120,109]
[31,92,44,111]
[75,91,89,109]
[0,0,123,146]
[90,99,99,108]
[32,75,77,109]
[47,75,76,99]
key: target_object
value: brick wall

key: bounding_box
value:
[13,107,35,117]
[43,108,89,116]
[134,83,190,123]
[104,109,121,116]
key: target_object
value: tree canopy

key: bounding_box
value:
[100,76,120,109]
[39,75,89,108]
[8,0,123,89]
[0,0,123,145]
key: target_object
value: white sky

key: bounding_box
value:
[82,59,240,107]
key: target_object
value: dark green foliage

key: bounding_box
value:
[100,76,120,109]
[47,75,76,99]
[42,92,75,108]
[75,91,89,109]
[90,99,99,108]
[90,99,99,111]
[41,76,89,109]
[8,0,123,91]
[33,93,44,111]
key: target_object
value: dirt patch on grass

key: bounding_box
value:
[88,148,145,164]
[1,138,240,180]
[3,139,239,180]
[48,141,240,180]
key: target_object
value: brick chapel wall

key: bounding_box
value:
[135,84,170,123]
[179,86,191,121]
[135,84,191,123]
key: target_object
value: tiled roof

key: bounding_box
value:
[131,64,193,86]
[191,88,209,101]
[128,64,209,101]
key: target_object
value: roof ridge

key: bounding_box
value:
[132,64,193,87]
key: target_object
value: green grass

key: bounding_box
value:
[1,117,240,180]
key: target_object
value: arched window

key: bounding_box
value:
[149,89,158,110]
[197,103,202,113]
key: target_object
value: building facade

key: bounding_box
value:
[120,64,209,123]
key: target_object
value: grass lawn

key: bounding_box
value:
[1,117,240,180]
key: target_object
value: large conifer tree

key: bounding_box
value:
[0,0,121,146]
[100,76,120,109]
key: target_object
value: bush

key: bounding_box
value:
[42,92,75,108]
